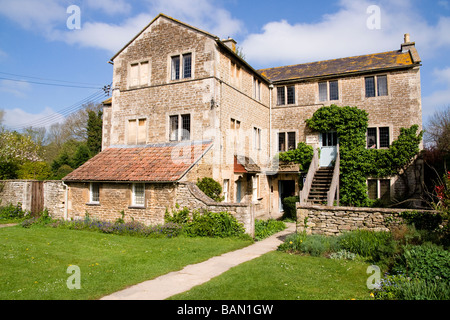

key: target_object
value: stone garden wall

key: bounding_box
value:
[296,203,438,236]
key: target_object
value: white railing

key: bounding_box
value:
[327,145,340,206]
[300,148,319,205]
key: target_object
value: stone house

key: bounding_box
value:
[62,14,423,226]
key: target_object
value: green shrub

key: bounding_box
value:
[392,243,450,281]
[196,177,224,202]
[281,196,299,220]
[337,230,394,260]
[374,274,450,300]
[183,210,246,238]
[278,232,339,257]
[254,219,286,241]
[165,206,190,224]
[0,203,28,221]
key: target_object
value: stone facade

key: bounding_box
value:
[61,14,423,229]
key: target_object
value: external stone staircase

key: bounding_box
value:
[307,167,334,205]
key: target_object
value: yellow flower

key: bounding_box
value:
[370,292,374,298]
[289,241,293,244]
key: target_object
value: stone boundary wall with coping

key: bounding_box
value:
[296,203,438,236]
[176,182,255,236]
[0,180,66,218]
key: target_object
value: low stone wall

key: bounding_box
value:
[0,180,66,218]
[176,183,255,236]
[296,204,437,236]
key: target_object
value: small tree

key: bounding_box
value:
[196,177,224,202]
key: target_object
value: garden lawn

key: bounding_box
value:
[170,251,372,300]
[0,225,252,300]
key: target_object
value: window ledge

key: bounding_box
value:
[128,205,146,209]
[86,202,100,206]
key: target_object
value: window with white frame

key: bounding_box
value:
[132,183,145,207]
[129,61,150,88]
[127,118,147,145]
[223,179,229,202]
[89,183,100,203]
[365,75,388,97]
[318,80,339,101]
[169,114,191,141]
[252,175,260,202]
[253,127,261,150]
[367,127,390,149]
[171,53,192,80]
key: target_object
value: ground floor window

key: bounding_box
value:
[89,183,100,203]
[132,183,145,207]
[368,179,390,201]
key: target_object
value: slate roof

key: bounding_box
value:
[63,141,213,183]
[258,50,417,83]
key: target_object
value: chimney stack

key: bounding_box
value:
[222,37,237,53]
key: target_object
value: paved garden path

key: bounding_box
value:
[101,223,296,300]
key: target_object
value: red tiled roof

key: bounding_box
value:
[259,50,416,82]
[63,141,213,182]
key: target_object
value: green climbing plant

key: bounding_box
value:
[306,105,423,207]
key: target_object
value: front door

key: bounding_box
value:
[319,132,338,167]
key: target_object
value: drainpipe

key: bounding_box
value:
[61,181,68,220]
[268,84,274,217]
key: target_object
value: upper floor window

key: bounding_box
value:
[277,86,295,105]
[128,118,147,145]
[253,77,261,101]
[230,118,241,149]
[367,127,390,149]
[230,62,241,88]
[319,80,339,101]
[129,61,150,88]
[278,132,296,152]
[169,114,191,141]
[365,75,388,97]
[253,127,262,150]
[171,53,192,80]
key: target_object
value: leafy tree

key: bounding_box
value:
[17,161,52,180]
[72,144,91,169]
[86,110,103,156]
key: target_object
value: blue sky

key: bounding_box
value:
[0,0,449,132]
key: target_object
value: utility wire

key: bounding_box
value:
[0,76,102,89]
[6,89,109,131]
[0,71,105,87]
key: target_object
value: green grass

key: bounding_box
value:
[0,225,252,300]
[170,251,372,300]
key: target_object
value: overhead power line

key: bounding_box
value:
[6,89,110,131]
[0,76,102,90]
[0,71,105,87]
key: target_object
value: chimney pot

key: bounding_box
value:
[404,33,410,43]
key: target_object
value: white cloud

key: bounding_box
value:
[53,13,153,53]
[3,106,65,130]
[241,0,450,68]
[0,0,66,33]
[144,0,244,38]
[0,79,31,98]
[85,0,132,16]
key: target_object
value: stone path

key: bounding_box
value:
[100,223,296,300]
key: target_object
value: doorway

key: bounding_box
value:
[319,131,338,167]
[278,180,295,212]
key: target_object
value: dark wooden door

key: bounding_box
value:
[31,181,44,216]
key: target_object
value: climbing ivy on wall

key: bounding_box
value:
[305,104,423,207]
